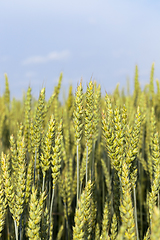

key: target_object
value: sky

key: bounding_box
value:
[0,0,160,102]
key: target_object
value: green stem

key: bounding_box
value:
[42,174,45,193]
[64,201,69,240]
[14,220,18,240]
[139,160,143,239]
[133,186,139,240]
[48,187,55,240]
[19,213,22,240]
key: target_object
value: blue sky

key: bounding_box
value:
[0,0,160,101]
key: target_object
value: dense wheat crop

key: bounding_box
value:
[0,64,160,239]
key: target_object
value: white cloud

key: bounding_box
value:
[22,50,70,65]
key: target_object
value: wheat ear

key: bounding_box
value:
[83,180,94,239]
[102,93,115,169]
[4,73,10,109]
[49,119,63,239]
[25,155,34,204]
[133,65,141,107]
[33,87,45,172]
[150,206,160,240]
[113,169,120,228]
[73,180,93,240]
[116,225,126,240]
[73,81,83,206]
[85,81,94,183]
[9,134,18,185]
[14,125,26,226]
[100,196,110,240]
[101,158,112,201]
[0,174,7,237]
[92,82,101,181]
[110,213,118,240]
[1,152,18,238]
[41,114,55,192]
[119,159,136,240]
[148,108,160,228]
[1,152,14,215]
[126,106,141,240]
[27,186,46,239]
[24,86,32,151]
[95,223,100,240]
[73,192,85,240]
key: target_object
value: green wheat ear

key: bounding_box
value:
[73,180,93,240]
[84,80,94,183]
[66,84,74,119]
[32,87,45,171]
[95,223,100,240]
[93,82,101,142]
[25,156,34,204]
[24,86,32,152]
[150,206,160,240]
[73,190,85,240]
[101,158,111,198]
[102,93,115,169]
[73,80,83,205]
[100,197,110,240]
[48,119,63,239]
[1,152,15,216]
[110,213,118,240]
[92,82,101,182]
[143,227,150,240]
[51,118,62,188]
[54,72,63,97]
[14,132,26,226]
[116,225,126,240]
[4,73,10,109]
[27,186,46,239]
[10,134,18,184]
[133,65,141,107]
[119,159,136,240]
[0,174,7,237]
[149,62,155,106]
[41,114,55,191]
[148,108,160,227]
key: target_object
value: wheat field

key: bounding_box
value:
[0,64,160,239]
